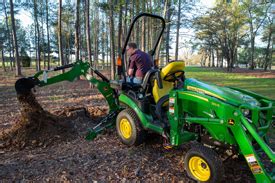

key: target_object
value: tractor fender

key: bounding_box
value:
[118,93,164,134]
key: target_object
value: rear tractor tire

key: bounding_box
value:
[184,144,224,183]
[116,109,146,146]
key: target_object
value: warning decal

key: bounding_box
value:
[169,98,175,103]
[245,154,263,174]
[169,107,175,114]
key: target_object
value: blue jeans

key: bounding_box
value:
[126,76,142,84]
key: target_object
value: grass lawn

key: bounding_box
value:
[185,67,275,99]
[185,67,275,138]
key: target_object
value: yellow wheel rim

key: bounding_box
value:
[119,118,132,139]
[188,156,211,181]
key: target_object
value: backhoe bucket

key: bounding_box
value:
[15,77,39,95]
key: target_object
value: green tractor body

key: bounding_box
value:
[117,73,274,182]
[14,13,274,183]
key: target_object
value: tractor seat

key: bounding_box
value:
[141,69,159,89]
[109,69,160,92]
[152,61,185,103]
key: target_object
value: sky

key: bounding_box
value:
[17,10,32,28]
[16,0,216,28]
[201,0,216,8]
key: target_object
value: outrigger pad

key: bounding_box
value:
[86,130,97,141]
[15,77,39,95]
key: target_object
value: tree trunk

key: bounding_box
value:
[264,26,271,71]
[130,1,135,42]
[148,0,153,49]
[67,34,70,64]
[155,0,168,60]
[250,34,255,70]
[9,45,13,70]
[41,5,46,69]
[85,0,92,68]
[93,0,99,69]
[11,47,15,68]
[46,0,50,69]
[211,48,215,67]
[135,0,140,45]
[109,0,116,79]
[234,46,238,68]
[141,0,146,51]
[220,50,224,68]
[246,4,269,70]
[58,0,64,70]
[79,1,85,60]
[34,23,38,68]
[3,0,13,71]
[118,0,122,56]
[228,47,234,72]
[106,13,109,67]
[33,0,41,71]
[123,0,129,66]
[165,0,171,62]
[102,15,106,68]
[208,49,211,67]
[175,0,181,60]
[74,0,80,62]
[226,57,230,72]
[216,49,219,67]
[268,43,273,70]
[9,0,21,76]
[1,50,6,72]
[248,11,255,70]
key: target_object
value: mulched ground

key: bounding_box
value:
[0,67,270,182]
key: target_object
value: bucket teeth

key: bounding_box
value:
[15,77,39,95]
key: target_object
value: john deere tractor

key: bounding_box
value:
[15,13,274,182]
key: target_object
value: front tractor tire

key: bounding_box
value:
[116,109,146,146]
[184,144,224,183]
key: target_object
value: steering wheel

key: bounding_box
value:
[163,70,185,82]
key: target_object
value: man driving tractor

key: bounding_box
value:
[126,43,152,84]
[14,13,274,183]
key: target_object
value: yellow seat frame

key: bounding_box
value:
[152,61,185,103]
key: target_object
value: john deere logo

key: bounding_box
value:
[228,119,235,125]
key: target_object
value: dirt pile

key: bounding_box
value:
[0,92,82,149]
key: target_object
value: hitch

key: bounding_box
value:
[86,110,120,141]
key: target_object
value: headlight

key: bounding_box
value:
[241,109,250,116]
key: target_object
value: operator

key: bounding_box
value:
[126,43,152,84]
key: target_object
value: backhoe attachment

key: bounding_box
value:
[15,60,120,140]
